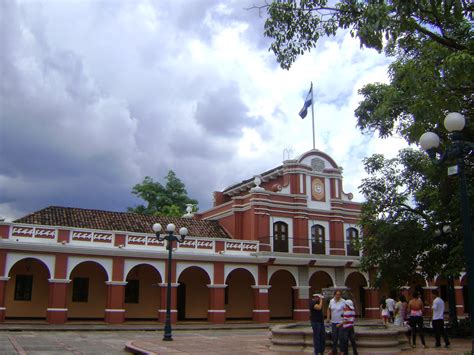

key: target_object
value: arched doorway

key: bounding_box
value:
[309,271,334,316]
[309,271,334,295]
[177,267,210,320]
[67,261,107,319]
[5,258,50,319]
[269,270,296,319]
[345,272,368,317]
[225,268,254,319]
[124,264,162,320]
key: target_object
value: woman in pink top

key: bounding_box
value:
[407,291,426,348]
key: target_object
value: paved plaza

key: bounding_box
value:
[0,325,471,354]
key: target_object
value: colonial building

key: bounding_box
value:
[0,149,468,324]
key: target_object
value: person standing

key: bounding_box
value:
[431,289,450,348]
[394,295,403,326]
[338,299,358,355]
[385,295,396,323]
[326,290,345,355]
[309,293,326,355]
[380,300,390,326]
[407,291,427,348]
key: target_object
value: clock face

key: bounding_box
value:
[311,178,325,201]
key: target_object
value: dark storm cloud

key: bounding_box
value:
[194,83,262,137]
[0,0,143,218]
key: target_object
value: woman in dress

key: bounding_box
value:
[394,295,403,326]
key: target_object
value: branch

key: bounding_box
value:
[399,203,433,223]
[245,3,352,15]
[407,18,468,51]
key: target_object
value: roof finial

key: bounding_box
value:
[283,148,293,161]
[182,204,194,218]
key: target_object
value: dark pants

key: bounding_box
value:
[331,323,342,353]
[432,319,450,347]
[311,321,326,354]
[409,316,425,346]
[340,326,358,355]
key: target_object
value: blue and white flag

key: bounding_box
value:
[299,84,313,119]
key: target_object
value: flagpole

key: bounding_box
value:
[310,82,315,149]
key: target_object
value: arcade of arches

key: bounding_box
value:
[0,256,469,324]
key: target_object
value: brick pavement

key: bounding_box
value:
[126,329,473,355]
[0,324,471,354]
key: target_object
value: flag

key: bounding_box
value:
[299,84,313,119]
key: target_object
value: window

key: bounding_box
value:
[311,225,325,255]
[72,277,89,302]
[346,227,359,256]
[14,275,33,301]
[125,280,140,304]
[273,222,289,252]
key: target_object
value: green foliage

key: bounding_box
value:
[262,1,472,70]
[128,171,199,217]
[358,151,467,287]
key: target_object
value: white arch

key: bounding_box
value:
[268,266,298,286]
[308,268,336,287]
[124,260,165,282]
[176,262,213,284]
[344,270,369,286]
[224,264,257,285]
[5,253,54,278]
[67,256,112,281]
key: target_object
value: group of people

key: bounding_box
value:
[310,288,451,354]
[380,294,406,326]
[380,290,450,349]
[309,290,357,355]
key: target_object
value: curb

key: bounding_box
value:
[124,340,157,355]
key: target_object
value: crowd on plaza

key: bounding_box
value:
[309,289,451,355]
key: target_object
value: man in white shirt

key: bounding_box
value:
[385,295,395,323]
[326,289,345,354]
[431,289,450,348]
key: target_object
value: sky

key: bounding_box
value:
[0,0,409,221]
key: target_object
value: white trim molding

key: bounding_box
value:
[47,308,68,312]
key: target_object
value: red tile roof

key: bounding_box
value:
[14,206,230,239]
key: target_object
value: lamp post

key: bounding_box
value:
[152,222,188,341]
[420,112,474,351]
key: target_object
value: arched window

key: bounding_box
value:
[273,222,288,252]
[311,224,325,255]
[346,227,359,256]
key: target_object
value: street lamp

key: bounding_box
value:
[420,112,473,351]
[153,222,188,341]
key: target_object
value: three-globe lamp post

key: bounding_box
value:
[419,112,473,350]
[152,222,188,341]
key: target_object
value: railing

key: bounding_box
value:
[2,223,260,255]
[257,236,361,256]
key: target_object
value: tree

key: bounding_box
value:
[358,150,465,287]
[128,171,199,217]
[258,0,473,287]
[259,1,472,67]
